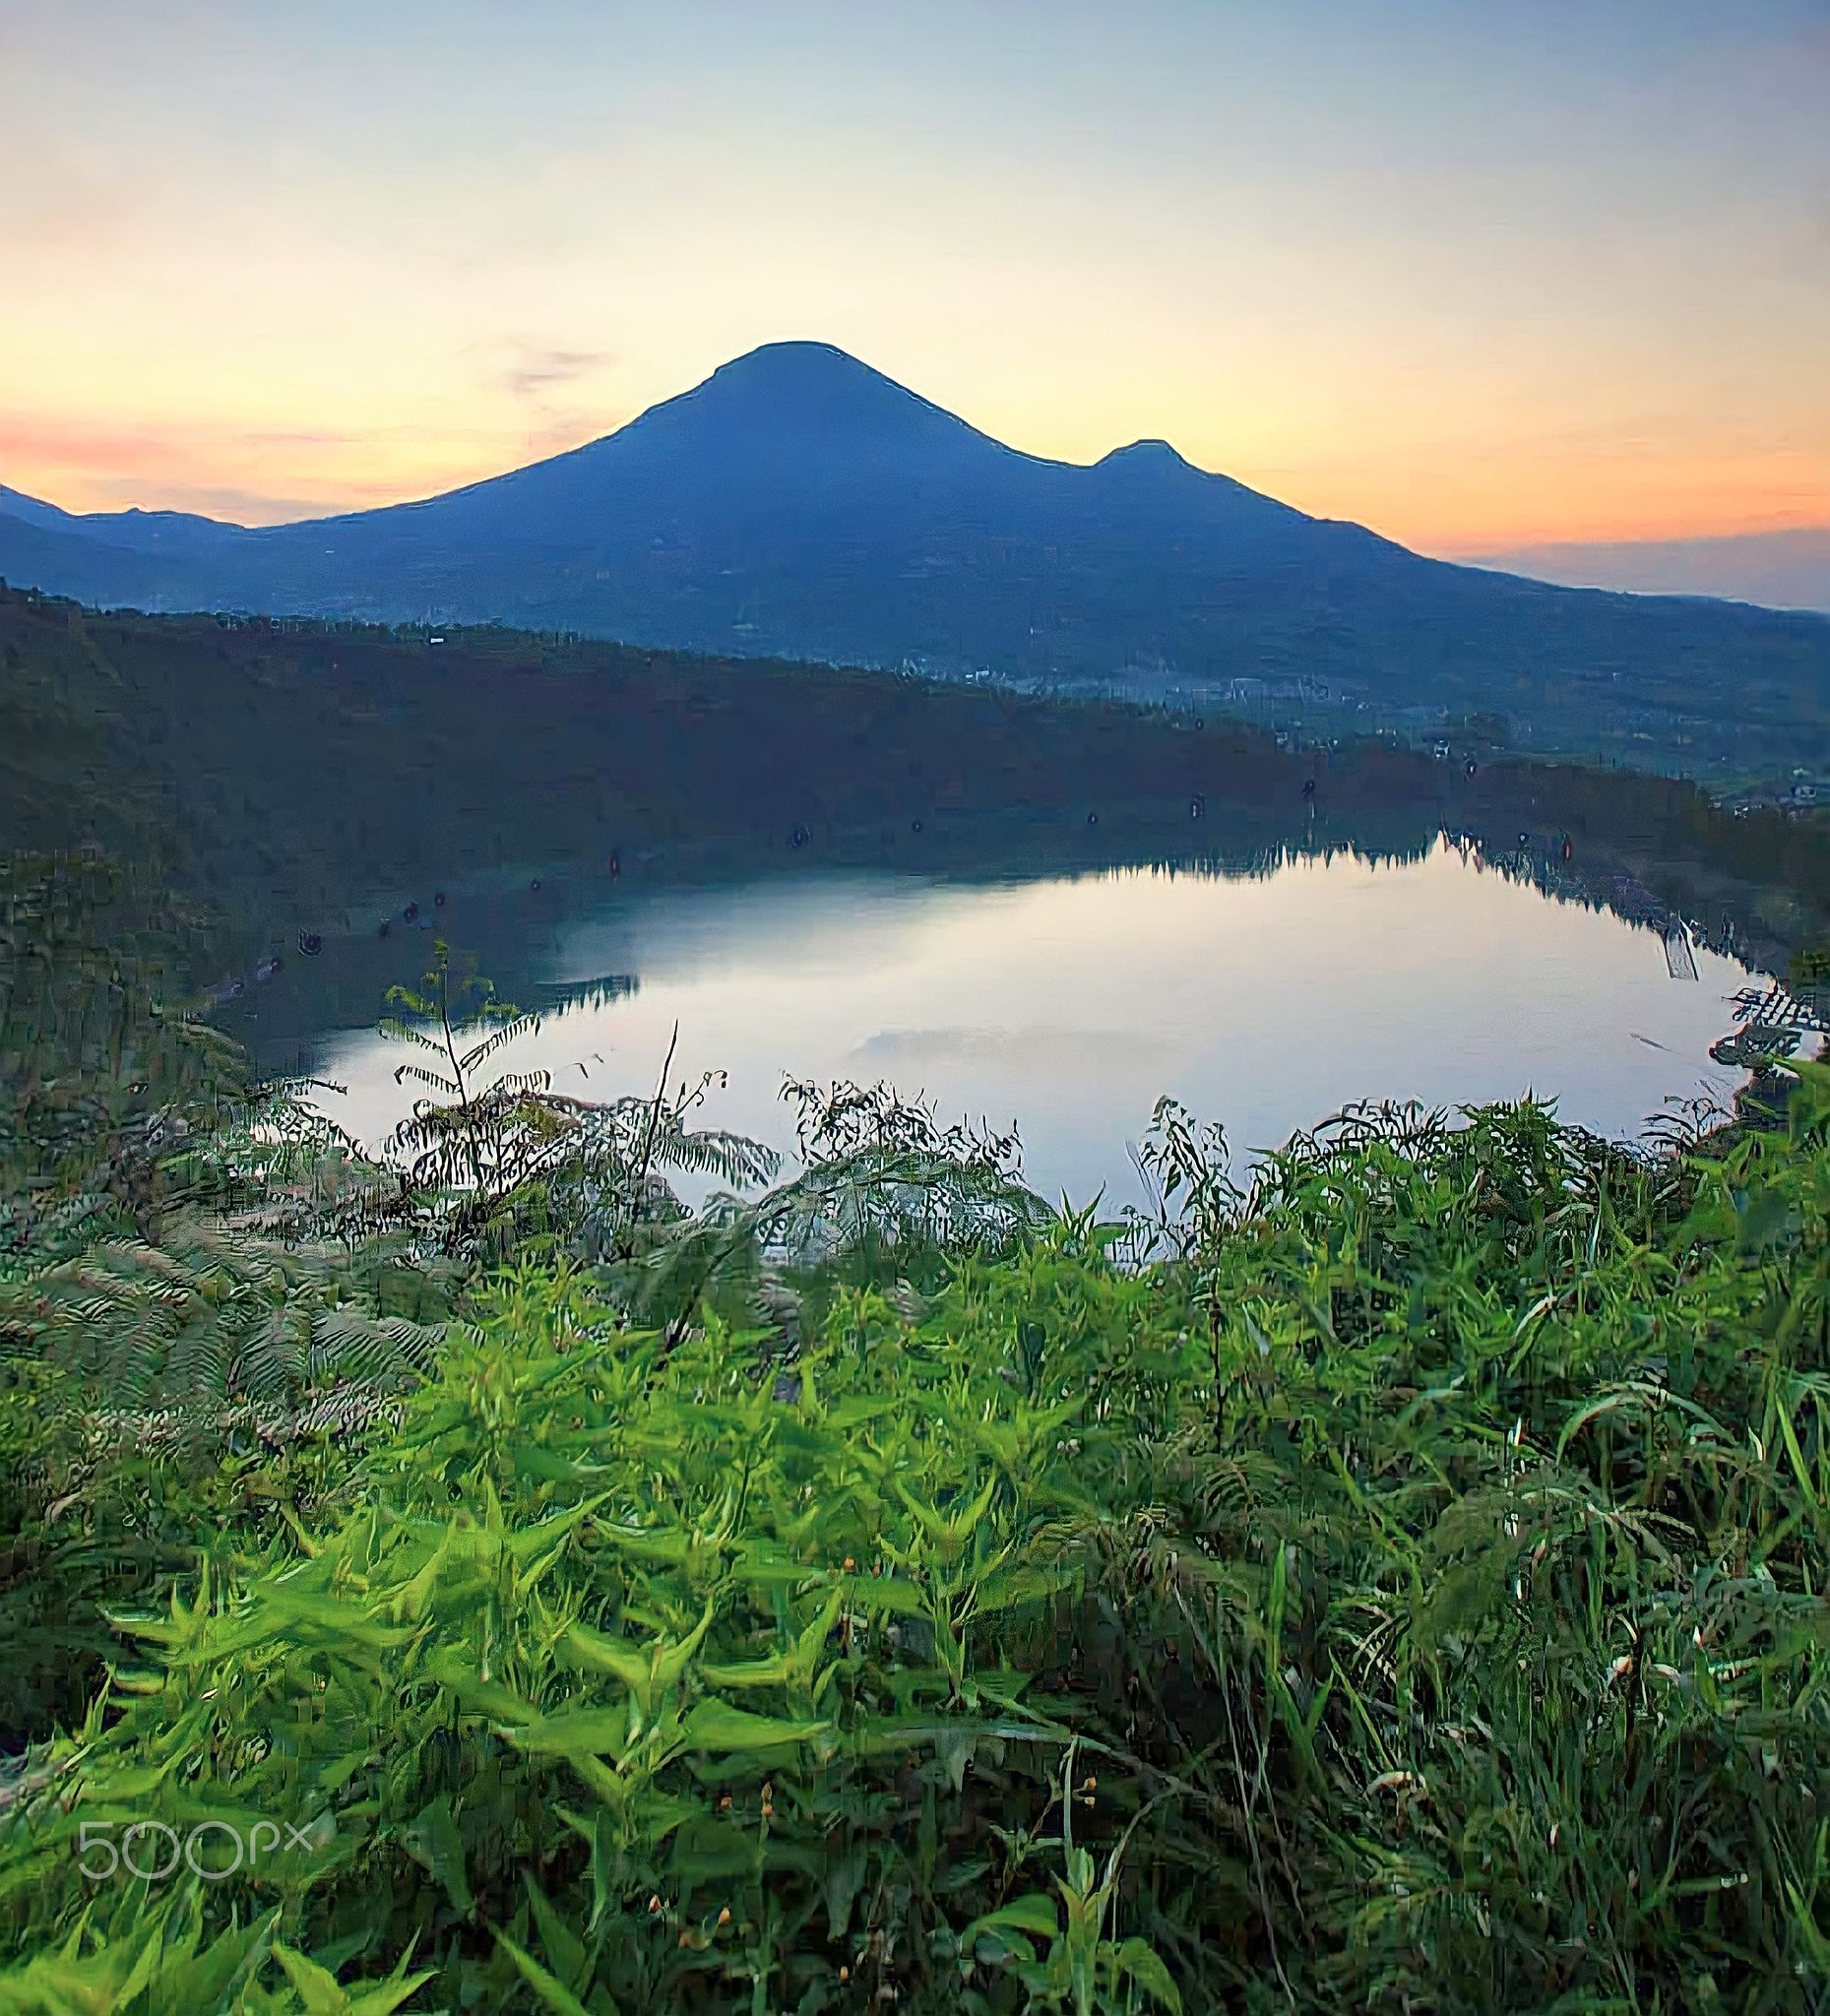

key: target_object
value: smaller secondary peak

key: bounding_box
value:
[1098,438,1196,472]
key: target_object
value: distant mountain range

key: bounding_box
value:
[1470,530,1830,618]
[3,342,1827,775]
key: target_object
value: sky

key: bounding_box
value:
[3,0,1827,553]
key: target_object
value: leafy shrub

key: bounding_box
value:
[7,857,1830,2008]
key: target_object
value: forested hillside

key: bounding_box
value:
[5,584,1828,991]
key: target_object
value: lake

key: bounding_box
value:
[248,834,1766,1210]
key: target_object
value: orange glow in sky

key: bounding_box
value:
[3,1,1826,554]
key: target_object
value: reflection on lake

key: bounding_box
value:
[275,837,1762,1208]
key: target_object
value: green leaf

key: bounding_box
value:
[1112,1937,1183,2013]
[963,1894,1062,1946]
[522,1875,589,1993]
[679,1700,828,1752]
[514,1706,635,1760]
[504,1492,607,1564]
[559,1619,653,1694]
[272,1944,350,2015]
[164,1909,282,2008]
[504,1439,598,1485]
[344,1967,440,2016]
[401,1795,473,1916]
[496,1933,596,2016]
[821,1840,868,1942]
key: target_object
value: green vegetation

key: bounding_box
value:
[5,850,1830,2011]
[6,585,1828,990]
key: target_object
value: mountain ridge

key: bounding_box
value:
[3,340,1827,779]
[0,343,1343,541]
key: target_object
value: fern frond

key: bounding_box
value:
[393,1064,462,1097]
[378,1018,453,1057]
[478,1068,553,1098]
[460,1013,542,1074]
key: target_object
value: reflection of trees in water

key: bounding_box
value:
[1094,802,1811,987]
[1438,821,1828,1124]
[1006,797,1443,894]
[537,974,640,1016]
[1456,839,1689,937]
[1438,824,1815,978]
[1093,839,1434,886]
[1001,766,1822,986]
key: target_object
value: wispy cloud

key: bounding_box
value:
[498,345,615,402]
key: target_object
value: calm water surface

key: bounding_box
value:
[301,838,1759,1208]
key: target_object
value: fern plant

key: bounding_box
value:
[376,945,777,1271]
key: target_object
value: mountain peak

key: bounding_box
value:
[617,338,1003,477]
[709,339,880,383]
[682,340,941,428]
[1098,438,1195,472]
